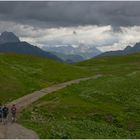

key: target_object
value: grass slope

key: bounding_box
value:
[0,53,91,103]
[19,53,140,138]
[77,53,140,75]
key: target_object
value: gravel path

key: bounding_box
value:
[0,74,102,139]
[0,122,39,139]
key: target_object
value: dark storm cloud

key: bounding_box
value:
[0,1,140,28]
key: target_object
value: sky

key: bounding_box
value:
[0,1,140,52]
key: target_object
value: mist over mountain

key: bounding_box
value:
[0,31,62,62]
[98,42,140,57]
[43,44,101,60]
[50,51,84,64]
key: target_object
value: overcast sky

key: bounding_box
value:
[1,1,140,51]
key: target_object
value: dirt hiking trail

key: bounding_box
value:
[0,74,102,139]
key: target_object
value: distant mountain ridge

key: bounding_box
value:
[98,42,140,57]
[50,51,84,63]
[0,31,62,62]
[43,44,101,60]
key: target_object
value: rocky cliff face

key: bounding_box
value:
[0,31,20,44]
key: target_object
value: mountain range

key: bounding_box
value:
[0,31,62,62]
[50,51,84,64]
[98,43,140,57]
[43,44,102,60]
[2,31,140,63]
[0,31,100,63]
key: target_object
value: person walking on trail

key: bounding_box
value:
[0,104,3,122]
[11,104,17,123]
[2,105,9,124]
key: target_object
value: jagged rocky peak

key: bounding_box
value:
[0,31,20,44]
[124,45,132,51]
[134,42,140,47]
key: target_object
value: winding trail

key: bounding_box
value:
[0,74,102,139]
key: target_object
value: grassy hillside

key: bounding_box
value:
[19,53,140,138]
[0,53,91,103]
[77,53,140,75]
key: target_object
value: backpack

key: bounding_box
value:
[3,107,9,114]
[11,106,16,114]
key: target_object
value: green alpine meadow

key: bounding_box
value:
[19,53,140,138]
[0,53,91,104]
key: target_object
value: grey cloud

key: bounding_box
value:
[0,1,140,28]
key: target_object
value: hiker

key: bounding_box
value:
[0,104,3,122]
[2,105,9,124]
[11,104,17,123]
